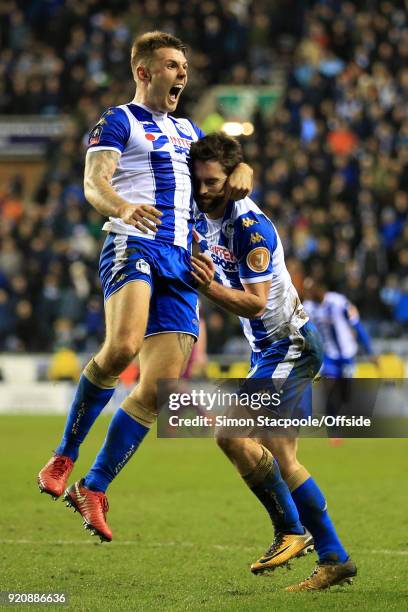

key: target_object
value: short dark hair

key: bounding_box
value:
[131,31,187,75]
[189,132,243,175]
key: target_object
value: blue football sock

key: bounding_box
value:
[249,459,304,535]
[56,374,115,462]
[291,477,348,563]
[84,408,149,493]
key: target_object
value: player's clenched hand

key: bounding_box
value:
[224,162,253,201]
[118,203,163,233]
[191,253,215,292]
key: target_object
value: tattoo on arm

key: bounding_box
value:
[84,150,128,217]
[87,149,118,180]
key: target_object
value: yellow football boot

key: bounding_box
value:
[285,558,357,591]
[251,530,314,574]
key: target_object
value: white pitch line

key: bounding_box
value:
[0,540,407,555]
[368,549,408,556]
[0,539,193,547]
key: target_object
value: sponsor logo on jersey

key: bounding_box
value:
[246,247,270,273]
[249,232,265,244]
[209,245,237,272]
[144,133,169,150]
[170,136,191,148]
[169,135,191,156]
[143,124,190,153]
[135,259,151,275]
[242,217,259,228]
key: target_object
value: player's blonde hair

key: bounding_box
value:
[130,31,187,77]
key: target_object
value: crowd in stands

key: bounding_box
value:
[0,0,407,353]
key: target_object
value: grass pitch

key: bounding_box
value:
[1,415,407,611]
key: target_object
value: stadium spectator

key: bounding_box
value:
[1,0,407,351]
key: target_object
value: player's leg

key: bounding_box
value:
[38,280,151,498]
[263,436,348,561]
[275,323,356,589]
[64,332,194,541]
[64,244,198,540]
[82,332,194,492]
[261,420,356,589]
[215,432,313,574]
[240,321,321,573]
[216,332,319,572]
[284,460,356,590]
[216,436,304,535]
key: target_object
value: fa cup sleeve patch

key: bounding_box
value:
[89,124,103,145]
[246,247,270,273]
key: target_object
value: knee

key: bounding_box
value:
[103,337,142,374]
[131,382,157,413]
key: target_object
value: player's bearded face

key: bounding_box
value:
[194,160,228,215]
[146,48,188,112]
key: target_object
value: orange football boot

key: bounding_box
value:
[63,479,112,542]
[38,455,74,499]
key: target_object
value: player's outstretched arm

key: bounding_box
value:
[191,253,269,318]
[84,150,162,233]
[346,302,376,359]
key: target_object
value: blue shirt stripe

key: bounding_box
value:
[150,151,176,242]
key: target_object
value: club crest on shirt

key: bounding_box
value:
[249,232,265,244]
[173,121,193,139]
[222,219,234,238]
[246,247,270,273]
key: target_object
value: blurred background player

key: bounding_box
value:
[303,277,375,380]
[190,133,356,591]
[303,277,376,439]
[37,32,252,542]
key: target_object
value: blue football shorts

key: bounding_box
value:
[242,321,324,419]
[321,355,355,379]
[99,233,199,339]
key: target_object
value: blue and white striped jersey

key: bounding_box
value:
[195,198,308,351]
[304,292,359,359]
[87,103,204,250]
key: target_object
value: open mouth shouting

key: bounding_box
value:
[168,84,183,104]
